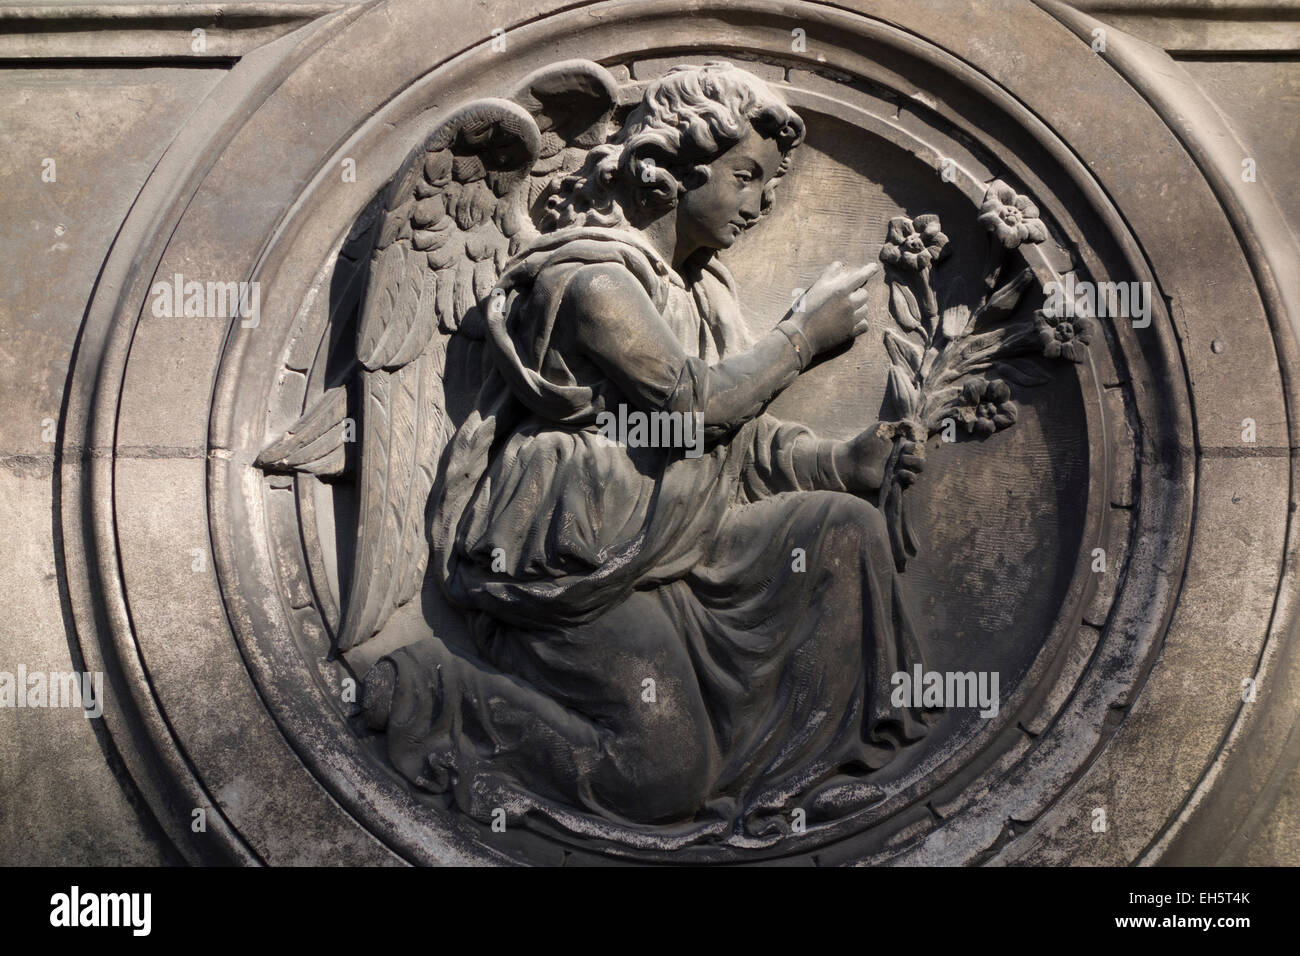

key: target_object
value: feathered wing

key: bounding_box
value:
[340,97,543,652]
[257,62,620,653]
[510,59,621,211]
[255,385,350,476]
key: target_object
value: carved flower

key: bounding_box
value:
[880,214,949,271]
[978,181,1048,249]
[960,378,1017,436]
[1034,309,1095,363]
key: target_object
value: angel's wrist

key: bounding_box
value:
[819,439,851,493]
[776,320,812,372]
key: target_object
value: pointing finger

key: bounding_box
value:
[847,262,879,289]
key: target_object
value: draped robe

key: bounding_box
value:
[378,226,934,846]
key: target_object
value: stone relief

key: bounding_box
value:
[2,0,1288,871]
[255,58,1089,849]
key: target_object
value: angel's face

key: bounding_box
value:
[676,126,783,254]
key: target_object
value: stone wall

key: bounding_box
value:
[1,0,1296,865]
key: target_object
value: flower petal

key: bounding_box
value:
[1014,195,1040,219]
[888,217,914,243]
[989,380,1011,402]
[987,180,1016,207]
[1023,219,1048,244]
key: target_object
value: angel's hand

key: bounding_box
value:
[785,261,878,356]
[832,421,924,493]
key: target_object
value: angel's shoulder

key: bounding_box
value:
[542,260,658,324]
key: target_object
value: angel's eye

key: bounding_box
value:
[734,170,754,184]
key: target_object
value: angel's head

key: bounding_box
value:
[544,62,805,259]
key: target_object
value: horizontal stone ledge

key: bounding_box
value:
[0,2,345,60]
[1198,444,1296,458]
[51,444,234,461]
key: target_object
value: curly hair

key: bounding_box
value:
[542,61,805,232]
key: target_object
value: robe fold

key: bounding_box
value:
[379,226,934,845]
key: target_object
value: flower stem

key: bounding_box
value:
[981,232,1006,303]
[919,264,940,325]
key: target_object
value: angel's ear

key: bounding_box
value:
[622,146,681,210]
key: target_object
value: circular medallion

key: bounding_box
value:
[60,0,1297,866]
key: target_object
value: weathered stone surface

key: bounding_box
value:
[1,0,1296,866]
[0,63,225,865]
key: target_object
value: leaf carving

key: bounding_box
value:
[886,364,920,418]
[984,267,1035,323]
[889,282,923,334]
[941,303,970,341]
[883,329,923,374]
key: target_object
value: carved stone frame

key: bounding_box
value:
[58,0,1298,865]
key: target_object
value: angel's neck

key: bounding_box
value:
[636,207,698,272]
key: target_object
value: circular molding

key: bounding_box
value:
[59,0,1296,865]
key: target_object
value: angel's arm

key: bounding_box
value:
[741,416,848,498]
[565,263,807,435]
[742,416,924,496]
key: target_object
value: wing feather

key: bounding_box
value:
[266,64,623,652]
[510,60,619,214]
[337,98,542,651]
[254,385,349,476]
